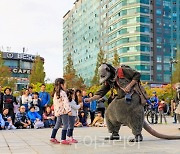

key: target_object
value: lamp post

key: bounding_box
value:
[170,58,178,98]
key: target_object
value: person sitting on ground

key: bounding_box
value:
[14,106,31,129]
[2,108,16,130]
[74,117,82,127]
[30,92,41,114]
[28,105,44,129]
[0,113,5,130]
[43,106,55,128]
[158,99,167,124]
[78,111,88,127]
[90,111,106,127]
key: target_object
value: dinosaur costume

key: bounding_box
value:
[86,63,180,142]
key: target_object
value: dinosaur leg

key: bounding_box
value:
[105,115,121,140]
[129,111,144,142]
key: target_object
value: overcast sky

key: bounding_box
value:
[0,0,75,82]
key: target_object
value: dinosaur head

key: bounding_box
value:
[98,63,116,84]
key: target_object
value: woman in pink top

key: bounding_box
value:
[50,78,72,145]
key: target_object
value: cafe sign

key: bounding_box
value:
[12,68,31,74]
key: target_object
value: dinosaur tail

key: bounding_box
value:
[143,121,180,140]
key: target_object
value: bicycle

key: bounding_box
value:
[146,104,158,124]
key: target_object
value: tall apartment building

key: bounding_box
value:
[63,0,180,86]
[63,0,101,85]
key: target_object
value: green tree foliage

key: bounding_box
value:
[172,51,180,83]
[0,51,16,89]
[91,48,107,86]
[29,56,45,84]
[64,53,86,89]
[112,48,120,67]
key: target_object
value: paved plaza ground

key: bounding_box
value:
[0,117,180,154]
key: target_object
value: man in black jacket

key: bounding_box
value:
[0,85,4,114]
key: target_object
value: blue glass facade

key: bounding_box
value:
[63,0,180,85]
[153,0,180,83]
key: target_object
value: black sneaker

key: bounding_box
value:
[105,134,120,140]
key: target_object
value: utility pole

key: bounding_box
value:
[170,57,178,98]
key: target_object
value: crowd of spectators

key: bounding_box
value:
[1,83,178,131]
[0,84,53,130]
[0,84,109,131]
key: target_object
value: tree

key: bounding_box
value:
[172,51,180,83]
[91,48,107,86]
[112,48,120,67]
[29,56,45,84]
[63,53,86,89]
[0,51,16,89]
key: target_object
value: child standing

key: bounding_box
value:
[50,78,72,145]
[66,89,83,143]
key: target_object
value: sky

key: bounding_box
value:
[0,0,75,82]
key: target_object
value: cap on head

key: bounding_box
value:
[98,64,111,84]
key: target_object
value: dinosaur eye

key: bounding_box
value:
[101,75,105,78]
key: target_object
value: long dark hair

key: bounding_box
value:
[52,78,65,99]
[75,89,82,105]
[67,89,74,102]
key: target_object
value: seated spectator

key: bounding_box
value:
[30,92,41,113]
[90,111,106,127]
[78,111,88,127]
[14,106,31,129]
[2,108,16,130]
[74,117,82,127]
[28,106,44,129]
[43,106,55,128]
[0,113,5,130]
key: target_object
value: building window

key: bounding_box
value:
[164,74,170,82]
[157,74,162,81]
[164,56,170,63]
[164,64,170,71]
[156,9,162,15]
[4,60,18,68]
[157,37,162,44]
[141,75,150,80]
[157,64,162,71]
[157,56,162,62]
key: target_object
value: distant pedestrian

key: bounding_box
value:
[158,99,167,124]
